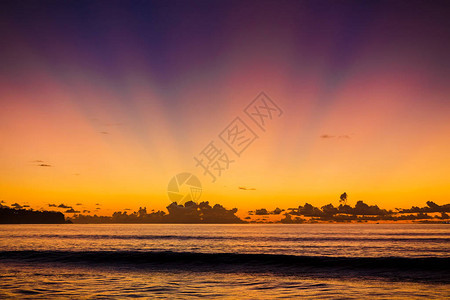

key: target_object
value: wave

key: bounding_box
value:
[0,251,448,283]
[2,234,449,243]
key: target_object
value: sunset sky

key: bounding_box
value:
[1,0,449,216]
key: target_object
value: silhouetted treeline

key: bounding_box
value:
[2,200,449,224]
[278,201,449,223]
[70,201,244,224]
[287,201,391,218]
[280,211,449,223]
[398,201,450,213]
[0,206,65,224]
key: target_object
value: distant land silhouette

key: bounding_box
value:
[0,205,65,224]
[71,201,244,224]
[0,198,449,224]
[278,200,450,223]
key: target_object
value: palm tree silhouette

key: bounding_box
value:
[339,192,348,206]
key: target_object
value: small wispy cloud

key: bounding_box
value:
[31,160,52,167]
[65,208,80,213]
[239,186,256,191]
[320,134,335,139]
[320,134,351,139]
[92,119,123,135]
[58,204,71,209]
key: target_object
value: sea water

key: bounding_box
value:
[0,224,448,299]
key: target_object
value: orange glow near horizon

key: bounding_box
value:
[1,67,449,216]
[1,1,449,217]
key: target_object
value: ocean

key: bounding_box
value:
[0,224,448,299]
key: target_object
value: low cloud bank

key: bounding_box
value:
[280,201,449,223]
[70,201,243,224]
[1,199,449,224]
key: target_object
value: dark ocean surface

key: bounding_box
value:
[0,224,448,299]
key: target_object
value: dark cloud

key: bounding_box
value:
[92,119,123,136]
[164,201,243,223]
[254,207,284,215]
[65,208,80,213]
[238,186,256,191]
[352,201,389,215]
[48,204,57,207]
[11,203,22,209]
[76,203,82,206]
[399,201,450,213]
[320,134,335,139]
[58,204,72,209]
[272,207,284,215]
[31,160,52,167]
[281,214,306,224]
[67,201,243,224]
[96,203,101,206]
[255,208,269,215]
[64,199,450,224]
[22,205,30,208]
[286,200,392,221]
[288,203,326,217]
